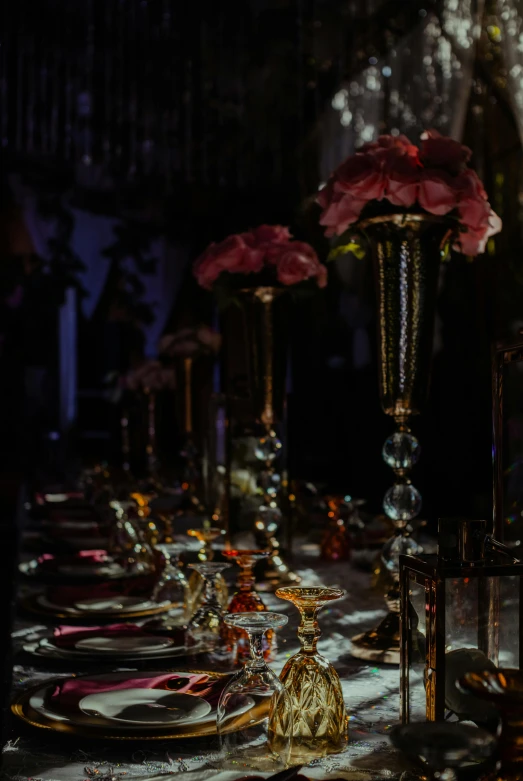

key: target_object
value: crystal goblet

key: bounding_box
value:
[275,586,347,762]
[217,611,291,770]
[185,562,229,650]
[222,549,271,662]
[186,526,228,610]
[151,542,190,612]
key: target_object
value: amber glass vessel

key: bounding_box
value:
[320,497,351,562]
[275,586,347,761]
[222,549,272,662]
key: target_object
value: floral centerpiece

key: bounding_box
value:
[316,131,503,663]
[194,224,326,300]
[317,130,501,256]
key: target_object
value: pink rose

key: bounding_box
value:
[335,153,385,201]
[420,129,471,174]
[384,155,420,208]
[319,191,367,237]
[276,242,325,287]
[194,234,264,289]
[418,169,459,216]
[453,209,502,256]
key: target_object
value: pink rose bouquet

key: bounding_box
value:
[193,225,327,294]
[317,130,501,256]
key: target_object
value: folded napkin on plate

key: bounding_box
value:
[53,622,145,647]
[47,572,158,606]
[38,550,109,570]
[52,622,186,648]
[50,672,227,711]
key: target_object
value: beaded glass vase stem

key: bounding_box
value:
[275,587,347,762]
[351,214,452,665]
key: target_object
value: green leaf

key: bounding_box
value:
[327,241,366,262]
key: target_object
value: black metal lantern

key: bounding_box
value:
[399,518,523,724]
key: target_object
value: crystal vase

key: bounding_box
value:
[350,214,452,665]
[275,586,347,761]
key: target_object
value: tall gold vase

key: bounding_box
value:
[225,287,299,590]
[351,214,451,664]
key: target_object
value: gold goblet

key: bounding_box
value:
[275,586,348,762]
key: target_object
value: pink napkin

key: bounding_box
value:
[53,623,145,648]
[47,572,157,606]
[38,550,109,571]
[51,672,227,711]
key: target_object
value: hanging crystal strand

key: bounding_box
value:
[140,0,153,177]
[15,19,25,152]
[1,12,8,150]
[26,31,35,154]
[80,0,95,168]
[115,0,125,169]
[64,3,74,162]
[102,0,114,168]
[49,34,59,156]
[127,0,138,181]
[160,0,172,192]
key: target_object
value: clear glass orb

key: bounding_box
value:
[257,470,281,498]
[382,533,424,573]
[382,432,420,470]
[255,504,283,535]
[383,483,422,521]
[254,433,283,462]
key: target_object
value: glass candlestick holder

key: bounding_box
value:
[275,586,348,762]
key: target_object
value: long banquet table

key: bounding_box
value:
[3,550,408,781]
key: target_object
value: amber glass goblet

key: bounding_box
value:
[275,586,347,762]
[320,496,352,562]
[222,548,271,662]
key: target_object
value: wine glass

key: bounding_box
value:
[221,549,271,662]
[187,526,228,609]
[217,612,291,771]
[151,542,190,612]
[185,562,229,649]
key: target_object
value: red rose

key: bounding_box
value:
[335,153,385,201]
[276,242,325,287]
[384,155,420,208]
[418,169,459,215]
[420,129,472,174]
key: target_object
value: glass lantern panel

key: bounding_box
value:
[407,575,428,722]
[444,574,520,723]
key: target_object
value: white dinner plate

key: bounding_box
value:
[58,562,124,578]
[27,671,223,731]
[35,594,165,616]
[79,689,212,725]
[75,635,174,653]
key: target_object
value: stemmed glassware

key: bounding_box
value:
[221,549,272,662]
[185,562,229,650]
[217,612,291,771]
[275,586,348,762]
[151,542,190,611]
[187,526,228,609]
[108,500,153,575]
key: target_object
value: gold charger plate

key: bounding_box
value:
[20,592,177,621]
[12,670,267,740]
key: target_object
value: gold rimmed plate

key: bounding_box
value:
[12,670,267,740]
[20,592,177,622]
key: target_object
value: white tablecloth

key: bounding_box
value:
[2,551,406,781]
